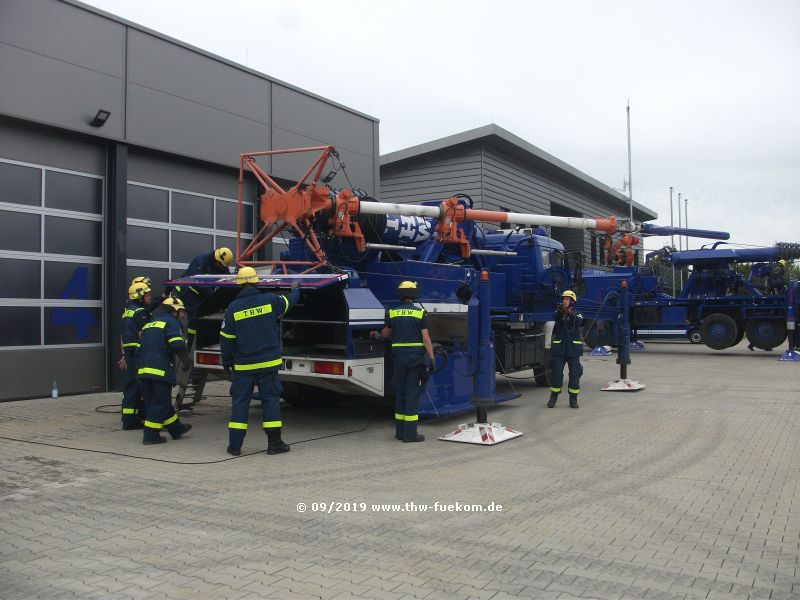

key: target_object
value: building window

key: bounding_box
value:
[0,158,103,349]
[126,182,255,285]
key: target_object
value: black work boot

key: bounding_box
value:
[168,422,192,440]
[226,446,241,456]
[569,393,579,409]
[122,420,145,431]
[266,428,290,455]
[547,392,558,408]
[403,434,425,443]
[143,430,166,445]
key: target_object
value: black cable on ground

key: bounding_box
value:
[2,403,378,465]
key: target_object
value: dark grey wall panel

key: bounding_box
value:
[0,117,106,175]
[127,31,270,124]
[0,347,104,400]
[272,85,374,157]
[0,0,124,136]
[0,1,376,186]
[128,151,248,200]
[380,146,482,205]
[0,42,124,138]
[1,0,124,77]
[271,128,375,194]
[126,83,268,168]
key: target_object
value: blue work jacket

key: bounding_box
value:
[220,286,299,373]
[385,301,429,356]
[173,251,231,303]
[551,308,585,358]
[121,299,148,352]
[137,313,187,384]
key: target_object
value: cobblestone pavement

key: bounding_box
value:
[0,341,798,599]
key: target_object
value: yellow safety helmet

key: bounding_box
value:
[128,281,151,300]
[162,296,185,312]
[397,280,419,298]
[778,259,787,267]
[236,266,259,285]
[214,247,234,267]
[131,275,152,287]
[561,290,577,302]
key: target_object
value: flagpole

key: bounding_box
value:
[626,101,633,223]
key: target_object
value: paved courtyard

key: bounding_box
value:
[0,341,798,600]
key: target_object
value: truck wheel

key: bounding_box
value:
[533,350,551,387]
[687,328,702,344]
[700,314,738,350]
[745,319,787,351]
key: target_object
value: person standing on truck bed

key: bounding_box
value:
[118,281,151,430]
[548,290,584,409]
[220,267,300,457]
[170,247,234,341]
[137,296,193,445]
[381,281,435,443]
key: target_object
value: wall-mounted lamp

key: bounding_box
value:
[89,109,111,127]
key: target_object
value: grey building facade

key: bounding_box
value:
[0,0,379,400]
[380,125,657,263]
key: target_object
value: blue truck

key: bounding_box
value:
[579,243,800,352]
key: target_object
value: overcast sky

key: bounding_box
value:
[84,0,800,250]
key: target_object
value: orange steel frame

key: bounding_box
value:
[235,146,337,274]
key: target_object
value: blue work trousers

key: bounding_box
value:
[392,352,424,440]
[549,354,583,395]
[140,378,182,441]
[228,371,282,450]
[121,351,146,426]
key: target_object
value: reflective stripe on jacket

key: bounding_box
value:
[551,308,585,358]
[386,302,428,354]
[121,300,148,349]
[220,285,299,372]
[137,314,186,383]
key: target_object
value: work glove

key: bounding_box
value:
[223,364,232,376]
[290,281,300,293]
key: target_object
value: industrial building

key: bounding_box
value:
[381,125,657,263]
[0,0,379,399]
[1,1,656,401]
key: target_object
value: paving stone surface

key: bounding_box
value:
[0,341,798,599]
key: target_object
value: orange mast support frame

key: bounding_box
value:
[235,146,338,272]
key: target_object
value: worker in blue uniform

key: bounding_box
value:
[131,275,167,313]
[220,267,300,456]
[548,290,584,409]
[137,296,193,445]
[381,281,435,443]
[171,247,234,340]
[119,281,151,430]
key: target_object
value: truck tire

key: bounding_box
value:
[745,319,787,351]
[687,328,702,344]
[700,313,738,350]
[533,350,551,387]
